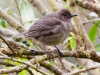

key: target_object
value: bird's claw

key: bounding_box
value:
[46,52,53,60]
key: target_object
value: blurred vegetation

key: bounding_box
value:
[0,0,100,75]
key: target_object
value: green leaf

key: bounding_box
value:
[14,61,21,66]
[95,44,100,52]
[7,11,12,15]
[18,70,27,75]
[94,20,100,27]
[88,24,97,43]
[7,11,18,17]
[63,36,76,50]
[0,19,6,28]
[19,0,35,29]
[70,38,76,50]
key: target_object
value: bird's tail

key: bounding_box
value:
[13,31,28,36]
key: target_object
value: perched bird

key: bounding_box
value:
[16,8,77,71]
[21,8,77,57]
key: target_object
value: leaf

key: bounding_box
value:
[94,20,100,27]
[19,0,35,29]
[7,11,18,17]
[63,37,73,45]
[0,19,6,28]
[88,24,98,43]
[18,70,27,75]
[63,36,76,50]
[7,11,12,15]
[70,38,76,50]
[95,44,100,52]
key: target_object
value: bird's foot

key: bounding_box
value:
[45,51,53,61]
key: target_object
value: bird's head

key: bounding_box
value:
[57,8,77,21]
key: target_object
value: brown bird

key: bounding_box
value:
[18,8,77,71]
[21,8,77,58]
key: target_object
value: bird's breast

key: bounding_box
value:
[37,29,70,46]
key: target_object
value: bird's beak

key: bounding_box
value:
[71,14,77,17]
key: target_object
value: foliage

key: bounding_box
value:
[88,20,100,51]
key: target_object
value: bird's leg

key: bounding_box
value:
[55,46,70,71]
[43,45,52,60]
[55,46,62,57]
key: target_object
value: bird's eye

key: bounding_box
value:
[63,13,67,16]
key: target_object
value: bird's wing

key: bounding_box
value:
[26,17,62,38]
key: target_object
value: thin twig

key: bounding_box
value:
[67,65,100,75]
[0,34,15,54]
[15,0,23,24]
[0,7,25,32]
[0,56,37,70]
[0,56,48,75]
[40,61,64,75]
[82,18,100,25]
[76,0,100,16]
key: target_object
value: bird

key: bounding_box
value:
[17,8,77,71]
[20,8,77,58]
[25,8,77,56]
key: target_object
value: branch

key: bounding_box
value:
[0,61,37,75]
[69,0,96,52]
[0,7,25,32]
[40,61,64,75]
[1,40,45,56]
[1,40,100,63]
[28,0,49,15]
[0,61,15,66]
[15,0,23,24]
[68,65,100,75]
[0,56,48,75]
[0,34,15,54]
[0,56,36,69]
[83,18,100,25]
[0,27,15,37]
[76,0,100,17]
[0,48,100,74]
